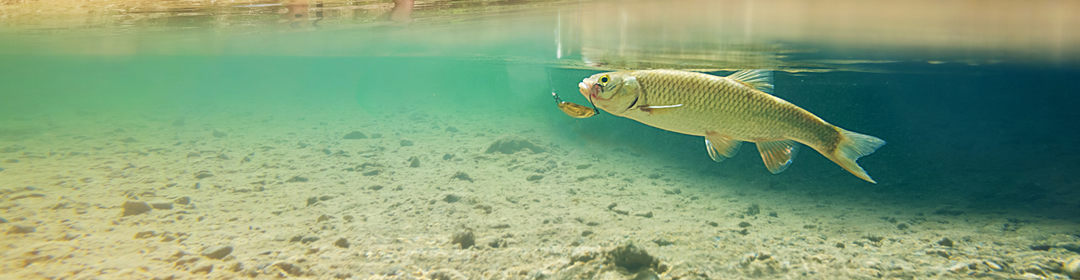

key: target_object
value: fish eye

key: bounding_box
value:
[599,75,610,85]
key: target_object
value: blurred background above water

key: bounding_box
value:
[2,0,1078,69]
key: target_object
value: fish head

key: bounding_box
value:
[578,72,640,115]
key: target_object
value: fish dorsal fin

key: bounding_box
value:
[756,139,799,174]
[705,131,742,162]
[727,69,773,94]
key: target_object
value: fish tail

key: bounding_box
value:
[826,129,886,183]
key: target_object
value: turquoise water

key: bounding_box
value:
[2,0,1080,279]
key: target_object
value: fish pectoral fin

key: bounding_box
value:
[727,69,774,94]
[705,132,742,162]
[639,104,682,115]
[756,139,800,174]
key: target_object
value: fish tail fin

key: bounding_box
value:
[826,129,885,183]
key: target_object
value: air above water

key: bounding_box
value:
[1,0,1079,279]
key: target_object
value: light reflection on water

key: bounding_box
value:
[1,0,1077,69]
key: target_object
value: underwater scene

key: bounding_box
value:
[1,0,1079,279]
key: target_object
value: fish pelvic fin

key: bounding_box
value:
[756,140,800,174]
[727,69,774,94]
[826,130,886,183]
[705,131,742,162]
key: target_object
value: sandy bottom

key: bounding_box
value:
[2,101,1079,280]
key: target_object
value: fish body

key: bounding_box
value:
[577,69,885,183]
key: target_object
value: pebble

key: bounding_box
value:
[7,225,35,234]
[610,243,656,270]
[1065,258,1080,278]
[938,237,954,247]
[134,231,158,239]
[451,229,475,249]
[428,268,467,280]
[450,172,473,182]
[122,201,151,216]
[570,247,601,263]
[485,135,545,154]
[194,171,213,179]
[191,263,213,273]
[343,131,367,139]
[201,245,233,260]
[334,238,349,248]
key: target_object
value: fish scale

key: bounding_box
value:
[578,69,885,183]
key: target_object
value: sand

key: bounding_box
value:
[2,100,1079,280]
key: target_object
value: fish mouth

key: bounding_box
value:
[578,82,609,101]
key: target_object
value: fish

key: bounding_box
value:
[577,69,885,183]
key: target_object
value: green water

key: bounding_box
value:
[2,0,1080,279]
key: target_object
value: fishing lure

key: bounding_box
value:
[552,92,598,118]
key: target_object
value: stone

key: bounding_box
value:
[274,262,303,276]
[400,139,414,146]
[7,225,35,234]
[570,247,601,263]
[174,196,191,205]
[151,202,173,210]
[738,221,752,228]
[746,204,761,216]
[343,131,367,139]
[1063,258,1080,278]
[194,171,213,179]
[409,157,420,167]
[191,263,213,274]
[609,243,656,271]
[334,238,349,248]
[485,135,545,154]
[938,237,954,247]
[300,236,319,244]
[428,268,467,280]
[135,231,158,239]
[526,174,543,181]
[122,201,152,216]
[212,130,227,138]
[451,229,475,249]
[201,245,233,259]
[451,172,473,182]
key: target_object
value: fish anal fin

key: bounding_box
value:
[705,131,742,162]
[727,69,774,94]
[756,139,799,174]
